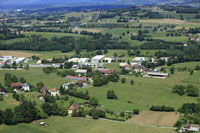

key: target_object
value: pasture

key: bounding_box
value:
[0,116,173,133]
[0,50,37,57]
[127,111,180,127]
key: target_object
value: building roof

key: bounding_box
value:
[75,69,87,73]
[184,124,199,128]
[133,57,147,61]
[11,82,22,88]
[69,104,79,110]
[98,69,115,74]
[91,55,105,61]
[147,72,169,76]
[22,83,29,86]
[41,86,48,91]
[50,88,57,92]
[77,80,88,84]
[66,75,88,80]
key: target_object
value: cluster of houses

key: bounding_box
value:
[10,82,30,93]
[40,86,60,99]
[0,56,28,66]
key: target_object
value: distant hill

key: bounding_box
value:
[0,0,200,9]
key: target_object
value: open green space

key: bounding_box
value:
[0,116,173,133]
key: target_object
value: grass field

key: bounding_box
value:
[0,68,67,89]
[2,38,28,44]
[152,36,188,43]
[172,62,200,69]
[182,71,200,84]
[0,50,38,57]
[127,111,180,127]
[79,72,198,112]
[0,116,173,133]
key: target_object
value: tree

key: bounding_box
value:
[133,109,139,114]
[19,77,26,83]
[172,85,185,95]
[90,97,99,106]
[170,67,175,74]
[41,102,53,116]
[121,78,126,83]
[107,90,118,99]
[3,109,17,125]
[130,80,134,85]
[24,65,29,71]
[187,87,199,97]
[190,70,194,75]
[120,112,125,117]
[36,81,44,91]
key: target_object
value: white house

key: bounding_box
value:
[36,58,43,64]
[133,57,147,62]
[62,82,75,90]
[68,58,79,63]
[78,58,89,63]
[49,88,60,96]
[91,55,105,63]
[22,83,30,91]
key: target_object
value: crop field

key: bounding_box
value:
[140,19,200,26]
[0,116,173,133]
[24,32,85,39]
[0,50,75,59]
[127,111,180,127]
[0,50,38,57]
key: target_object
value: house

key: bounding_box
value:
[182,124,199,132]
[75,69,87,76]
[120,63,128,67]
[78,58,89,63]
[103,57,113,63]
[133,57,147,62]
[22,83,30,91]
[66,75,88,81]
[91,55,105,63]
[125,64,131,70]
[133,65,148,73]
[96,68,116,75]
[11,82,22,89]
[68,104,80,116]
[146,72,169,78]
[36,58,43,64]
[2,56,14,60]
[68,58,79,63]
[160,57,169,62]
[129,19,136,22]
[49,88,60,96]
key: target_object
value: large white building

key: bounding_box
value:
[133,57,147,62]
[91,55,105,63]
[14,57,25,64]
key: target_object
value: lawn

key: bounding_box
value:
[0,93,20,110]
[182,71,200,84]
[0,116,173,133]
[127,111,180,127]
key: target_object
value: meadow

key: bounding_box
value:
[0,116,173,133]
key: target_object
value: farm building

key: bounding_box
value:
[133,57,147,62]
[14,57,25,64]
[36,58,43,64]
[96,68,116,75]
[68,104,80,116]
[11,82,22,89]
[146,72,169,78]
[91,55,105,63]
[66,75,88,81]
[182,124,199,132]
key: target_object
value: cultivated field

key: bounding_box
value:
[0,50,37,57]
[0,116,173,133]
[127,111,180,127]
[140,19,200,26]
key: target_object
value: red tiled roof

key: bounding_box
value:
[41,86,48,91]
[66,75,88,80]
[11,82,22,88]
[98,69,115,74]
[50,88,57,92]
[69,104,79,110]
[77,80,88,84]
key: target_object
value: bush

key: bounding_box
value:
[120,112,125,117]
[150,105,175,112]
[130,80,134,85]
[107,90,118,99]
[121,78,126,83]
[133,109,139,114]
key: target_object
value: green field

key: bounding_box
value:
[0,116,173,133]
